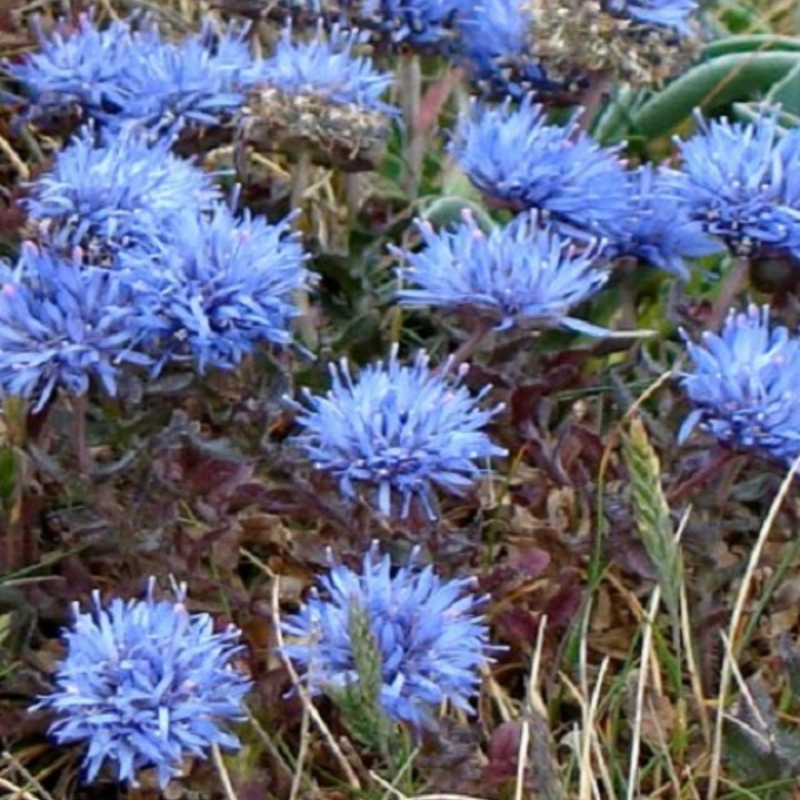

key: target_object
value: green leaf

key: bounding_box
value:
[701,35,800,62]
[420,196,495,232]
[631,52,800,138]
[765,59,800,118]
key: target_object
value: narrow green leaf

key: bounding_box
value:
[631,52,800,138]
[701,35,800,62]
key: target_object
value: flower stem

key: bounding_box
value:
[71,393,91,474]
[399,52,424,199]
[440,319,494,375]
[575,71,612,133]
[291,148,317,348]
[290,148,313,220]
[708,256,749,330]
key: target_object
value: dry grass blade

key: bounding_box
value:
[707,454,800,800]
[241,546,363,791]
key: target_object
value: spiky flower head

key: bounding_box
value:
[281,543,495,730]
[605,165,723,278]
[106,18,257,137]
[259,23,394,111]
[25,128,218,261]
[244,24,396,168]
[671,111,800,261]
[679,304,800,462]
[289,347,507,518]
[4,13,159,123]
[530,0,698,85]
[603,0,699,33]
[5,14,257,137]
[344,0,468,54]
[32,578,251,787]
[0,245,149,412]
[120,203,311,375]
[455,0,571,99]
[395,211,609,334]
[452,96,628,238]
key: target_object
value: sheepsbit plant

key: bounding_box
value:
[281,544,495,731]
[455,0,569,99]
[680,304,800,462]
[245,24,396,168]
[289,347,507,518]
[342,0,469,53]
[6,13,259,136]
[259,23,395,111]
[120,203,311,375]
[605,164,723,278]
[0,246,149,413]
[671,111,800,260]
[603,0,700,33]
[25,127,219,260]
[32,578,252,787]
[395,211,610,334]
[451,96,629,238]
[3,13,160,121]
[109,18,257,137]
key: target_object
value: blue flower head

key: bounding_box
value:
[4,13,159,120]
[259,23,395,113]
[289,347,507,518]
[0,245,149,412]
[346,0,468,53]
[671,110,800,259]
[604,0,699,34]
[456,0,567,99]
[32,578,251,787]
[679,304,800,462]
[606,165,723,278]
[452,96,629,237]
[281,543,495,730]
[25,127,219,259]
[121,203,311,375]
[395,211,610,334]
[111,19,257,137]
[6,13,258,136]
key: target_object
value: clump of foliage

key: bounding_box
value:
[3,1,800,799]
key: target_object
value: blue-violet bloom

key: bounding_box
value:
[452,96,629,237]
[33,578,251,787]
[455,0,564,99]
[395,211,610,334]
[671,110,800,259]
[289,347,507,518]
[345,0,468,53]
[0,245,149,412]
[5,13,259,136]
[3,13,160,121]
[259,24,396,113]
[680,303,800,461]
[603,0,699,34]
[25,127,218,259]
[605,164,723,278]
[111,19,257,136]
[281,544,495,730]
[121,203,310,375]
